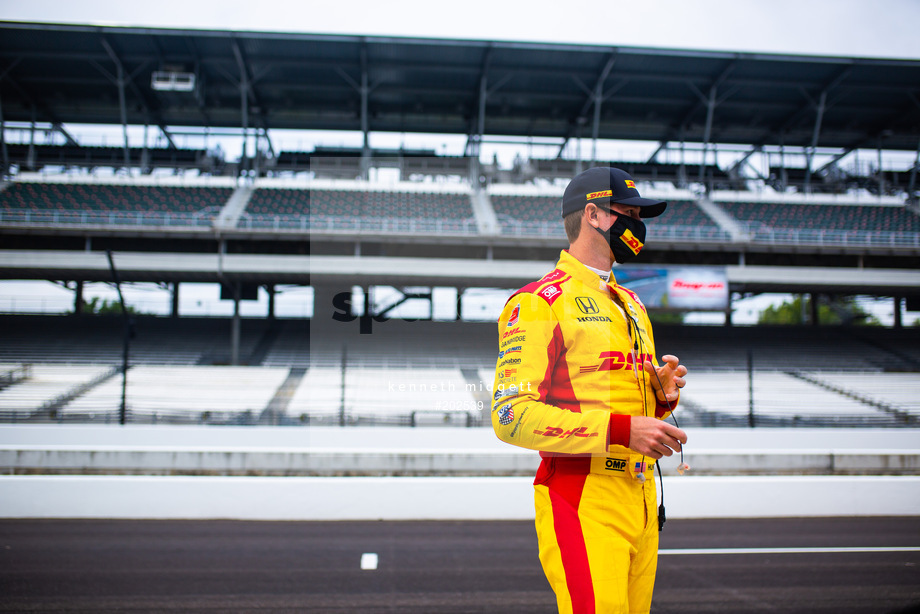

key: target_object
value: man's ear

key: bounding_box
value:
[584,204,600,230]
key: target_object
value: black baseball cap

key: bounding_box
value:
[561,167,667,218]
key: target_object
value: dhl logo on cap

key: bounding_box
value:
[625,180,636,189]
[586,189,612,201]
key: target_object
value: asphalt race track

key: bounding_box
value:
[1,517,918,613]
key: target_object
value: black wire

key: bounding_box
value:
[626,309,682,532]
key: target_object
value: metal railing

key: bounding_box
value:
[494,219,733,243]
[2,206,918,249]
[0,209,215,228]
[0,408,483,427]
[236,214,479,235]
[738,222,920,248]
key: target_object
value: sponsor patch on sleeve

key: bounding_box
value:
[507,303,520,327]
[537,283,563,305]
[497,403,514,426]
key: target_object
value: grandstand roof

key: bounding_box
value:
[2,21,920,152]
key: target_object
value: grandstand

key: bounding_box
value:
[0,21,918,432]
[241,182,478,234]
[0,175,237,228]
[0,313,918,427]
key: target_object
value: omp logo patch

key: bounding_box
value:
[620,228,643,255]
[541,285,561,301]
[605,458,627,472]
[575,297,599,314]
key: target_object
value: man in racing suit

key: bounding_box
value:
[492,167,688,614]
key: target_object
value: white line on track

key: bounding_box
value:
[360,552,379,570]
[659,546,920,555]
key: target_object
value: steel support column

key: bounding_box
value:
[877,137,886,196]
[73,281,84,316]
[27,107,36,170]
[698,86,717,188]
[233,42,250,178]
[473,72,488,185]
[231,282,241,366]
[908,137,920,203]
[0,93,7,176]
[141,124,150,173]
[116,65,130,170]
[591,83,602,165]
[804,91,827,194]
[360,47,371,180]
[170,282,180,319]
[101,38,131,171]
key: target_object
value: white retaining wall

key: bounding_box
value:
[2,475,918,520]
[1,425,918,520]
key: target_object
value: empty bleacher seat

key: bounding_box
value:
[719,201,920,233]
[680,371,893,424]
[0,364,111,414]
[0,181,233,226]
[244,186,476,233]
[62,365,289,420]
[285,367,477,424]
[490,191,718,239]
[803,372,920,418]
[0,315,266,366]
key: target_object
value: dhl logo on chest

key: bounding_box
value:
[579,350,654,373]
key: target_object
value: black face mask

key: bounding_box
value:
[594,212,647,263]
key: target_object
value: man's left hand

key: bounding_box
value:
[643,354,687,404]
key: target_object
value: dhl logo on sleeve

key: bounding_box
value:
[625,179,636,189]
[586,189,612,201]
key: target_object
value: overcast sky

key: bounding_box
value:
[2,0,920,60]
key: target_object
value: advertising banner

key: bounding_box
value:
[615,266,728,310]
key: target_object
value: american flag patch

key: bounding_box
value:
[498,405,514,426]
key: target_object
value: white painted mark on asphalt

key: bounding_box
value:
[360,552,379,570]
[659,546,920,555]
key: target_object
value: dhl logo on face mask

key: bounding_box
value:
[620,228,644,255]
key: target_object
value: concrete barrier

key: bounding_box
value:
[1,425,918,520]
[1,474,917,520]
[2,445,918,476]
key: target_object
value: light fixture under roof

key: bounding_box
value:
[151,70,196,92]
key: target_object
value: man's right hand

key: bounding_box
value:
[628,416,687,459]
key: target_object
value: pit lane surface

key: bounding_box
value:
[1,517,917,613]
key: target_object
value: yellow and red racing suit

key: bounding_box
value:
[492,250,677,614]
